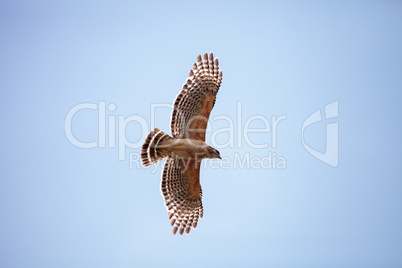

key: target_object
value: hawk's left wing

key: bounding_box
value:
[161,157,203,235]
[170,52,223,141]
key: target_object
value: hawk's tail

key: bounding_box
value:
[141,128,172,166]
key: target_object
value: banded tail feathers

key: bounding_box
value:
[141,128,173,166]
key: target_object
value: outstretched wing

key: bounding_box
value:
[161,157,203,235]
[170,52,223,141]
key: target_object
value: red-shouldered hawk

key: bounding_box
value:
[141,52,223,235]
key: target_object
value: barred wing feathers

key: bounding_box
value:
[161,157,203,235]
[170,52,223,141]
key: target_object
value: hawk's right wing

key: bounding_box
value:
[170,52,223,141]
[161,157,203,235]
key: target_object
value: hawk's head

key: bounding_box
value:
[207,146,221,160]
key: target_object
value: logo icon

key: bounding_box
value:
[301,101,339,167]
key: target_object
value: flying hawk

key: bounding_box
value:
[141,52,223,235]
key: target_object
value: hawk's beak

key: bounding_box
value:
[219,156,222,159]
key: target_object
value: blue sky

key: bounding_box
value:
[1,1,401,267]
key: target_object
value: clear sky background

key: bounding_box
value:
[1,1,401,267]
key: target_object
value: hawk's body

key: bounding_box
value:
[141,52,223,235]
